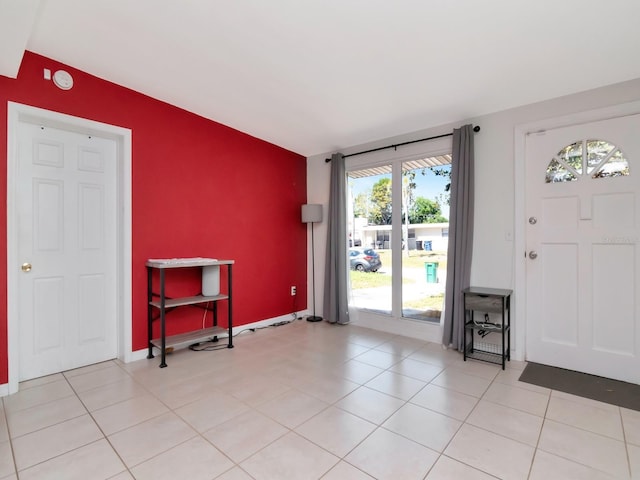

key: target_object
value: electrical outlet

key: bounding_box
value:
[291,286,297,296]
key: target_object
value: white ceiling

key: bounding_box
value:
[3,0,640,156]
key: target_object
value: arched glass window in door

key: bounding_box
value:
[545,139,629,183]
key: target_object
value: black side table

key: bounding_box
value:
[463,287,512,369]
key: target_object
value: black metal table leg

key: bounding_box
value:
[227,264,234,349]
[159,269,167,368]
[147,266,154,359]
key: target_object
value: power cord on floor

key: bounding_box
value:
[189,338,225,352]
[187,312,300,351]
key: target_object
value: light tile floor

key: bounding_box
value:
[1,321,639,479]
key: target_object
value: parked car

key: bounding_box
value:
[348,238,362,247]
[349,248,382,272]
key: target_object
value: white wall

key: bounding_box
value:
[307,78,640,356]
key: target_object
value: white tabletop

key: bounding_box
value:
[146,258,234,268]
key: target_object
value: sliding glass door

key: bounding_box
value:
[346,152,451,326]
[400,159,451,321]
[348,167,393,314]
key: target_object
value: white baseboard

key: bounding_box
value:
[127,349,152,363]
[127,311,308,363]
[0,383,8,398]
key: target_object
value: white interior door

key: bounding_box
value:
[17,121,118,381]
[525,114,640,383]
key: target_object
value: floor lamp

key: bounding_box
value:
[302,204,323,322]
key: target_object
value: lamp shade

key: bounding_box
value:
[301,204,323,223]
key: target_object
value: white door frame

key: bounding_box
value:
[6,102,132,394]
[514,100,640,362]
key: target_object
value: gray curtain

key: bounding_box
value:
[442,124,475,351]
[323,153,349,324]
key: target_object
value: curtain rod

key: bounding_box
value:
[325,125,480,162]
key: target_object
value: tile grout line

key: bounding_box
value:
[4,323,636,479]
[63,361,138,479]
[1,396,19,480]
[524,365,551,480]
[4,366,129,478]
[618,406,633,480]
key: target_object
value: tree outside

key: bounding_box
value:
[365,172,447,227]
[369,177,392,225]
[409,197,447,224]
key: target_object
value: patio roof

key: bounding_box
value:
[347,155,452,179]
[361,222,449,231]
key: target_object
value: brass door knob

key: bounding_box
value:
[21,263,32,272]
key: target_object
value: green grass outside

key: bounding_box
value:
[350,249,446,314]
[377,249,448,270]
[349,270,417,289]
[404,293,444,311]
[349,249,447,290]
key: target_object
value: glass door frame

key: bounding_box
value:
[344,136,452,340]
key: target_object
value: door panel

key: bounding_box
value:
[526,114,640,383]
[33,277,64,353]
[35,179,64,251]
[18,122,117,381]
[78,273,107,344]
[540,243,578,346]
[592,244,634,355]
[79,183,105,249]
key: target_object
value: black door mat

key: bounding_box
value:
[519,362,640,411]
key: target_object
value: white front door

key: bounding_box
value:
[525,114,640,383]
[17,121,118,381]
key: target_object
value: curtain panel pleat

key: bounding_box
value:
[323,153,350,324]
[442,124,475,350]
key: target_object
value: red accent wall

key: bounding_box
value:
[0,52,308,383]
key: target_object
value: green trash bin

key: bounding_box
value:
[425,262,439,283]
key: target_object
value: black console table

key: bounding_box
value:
[463,287,511,369]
